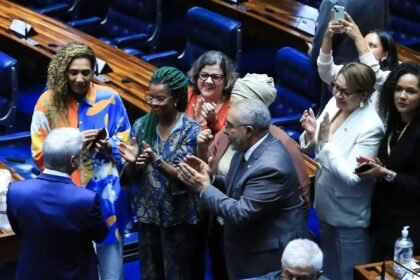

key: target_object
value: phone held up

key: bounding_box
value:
[332,5,345,33]
[354,163,372,173]
[333,5,345,20]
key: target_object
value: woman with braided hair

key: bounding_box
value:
[119,66,204,279]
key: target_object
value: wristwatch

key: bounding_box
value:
[153,156,162,167]
[384,170,397,182]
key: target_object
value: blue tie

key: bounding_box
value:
[232,155,247,189]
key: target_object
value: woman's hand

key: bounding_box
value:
[317,113,330,149]
[137,141,154,167]
[192,97,204,122]
[300,108,317,142]
[342,12,364,41]
[118,137,139,163]
[326,19,343,38]
[202,101,218,125]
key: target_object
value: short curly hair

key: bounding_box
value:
[187,50,238,97]
[47,42,96,112]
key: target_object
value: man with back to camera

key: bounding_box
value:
[31,42,131,280]
[7,128,108,280]
[178,99,308,279]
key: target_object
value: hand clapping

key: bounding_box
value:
[300,108,317,142]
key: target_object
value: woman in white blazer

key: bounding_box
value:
[300,63,384,280]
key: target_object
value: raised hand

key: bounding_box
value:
[197,129,214,149]
[317,112,330,146]
[300,108,317,142]
[118,137,139,163]
[177,155,212,193]
[192,96,204,123]
[202,101,217,125]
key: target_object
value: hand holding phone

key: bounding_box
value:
[89,128,108,152]
[354,163,372,173]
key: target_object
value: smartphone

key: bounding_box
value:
[89,128,108,152]
[355,163,372,173]
[333,5,345,21]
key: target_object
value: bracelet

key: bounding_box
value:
[384,170,397,183]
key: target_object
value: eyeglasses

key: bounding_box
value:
[146,95,173,104]
[224,121,251,131]
[198,72,224,83]
[330,81,362,98]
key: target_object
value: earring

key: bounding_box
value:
[174,103,177,108]
[359,100,365,108]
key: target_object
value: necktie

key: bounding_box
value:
[232,155,247,189]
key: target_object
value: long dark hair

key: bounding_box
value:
[370,30,399,71]
[378,62,420,128]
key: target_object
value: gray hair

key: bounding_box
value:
[232,99,271,132]
[281,239,323,273]
[43,128,83,169]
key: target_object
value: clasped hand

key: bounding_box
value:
[193,97,218,125]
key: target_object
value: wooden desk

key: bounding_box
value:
[354,257,420,280]
[0,161,21,262]
[0,0,155,114]
[171,0,420,62]
[172,0,317,51]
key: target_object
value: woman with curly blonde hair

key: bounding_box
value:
[31,42,131,280]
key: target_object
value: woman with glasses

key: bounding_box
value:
[355,62,420,261]
[118,66,203,280]
[186,50,239,134]
[318,12,398,111]
[299,63,384,280]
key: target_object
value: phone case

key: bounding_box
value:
[333,5,345,20]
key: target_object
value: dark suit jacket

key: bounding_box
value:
[311,0,388,63]
[371,113,420,260]
[7,173,109,280]
[201,133,308,279]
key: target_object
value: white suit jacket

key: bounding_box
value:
[300,98,384,227]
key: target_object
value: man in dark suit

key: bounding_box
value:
[7,128,108,280]
[178,99,308,279]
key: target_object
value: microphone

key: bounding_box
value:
[380,258,386,280]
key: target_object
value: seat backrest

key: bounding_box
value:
[72,0,110,21]
[389,0,419,22]
[275,47,320,102]
[180,6,242,72]
[104,0,161,48]
[0,52,18,131]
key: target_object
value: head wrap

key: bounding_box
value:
[231,73,277,106]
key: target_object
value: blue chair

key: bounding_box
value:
[269,47,321,141]
[387,0,420,50]
[81,0,162,56]
[0,51,18,134]
[142,6,242,72]
[67,0,111,33]
[11,0,75,19]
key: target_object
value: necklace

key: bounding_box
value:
[387,122,410,156]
